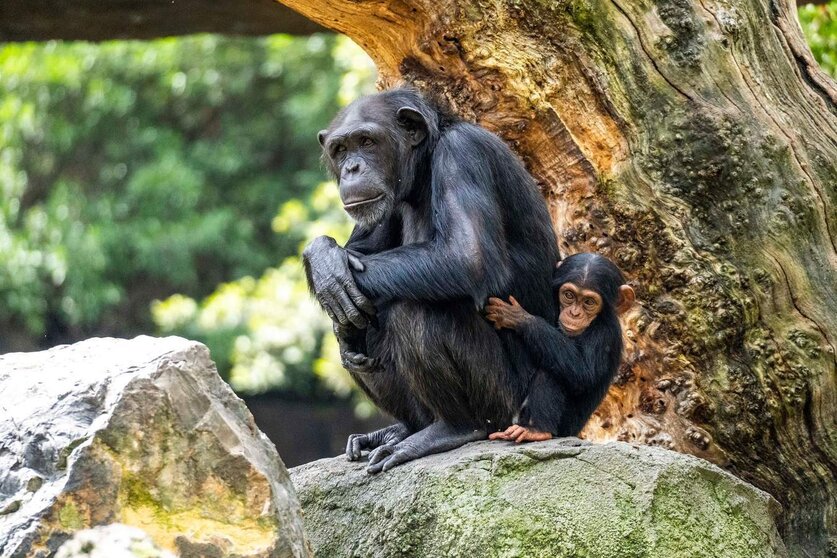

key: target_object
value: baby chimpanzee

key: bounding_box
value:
[485,253,635,443]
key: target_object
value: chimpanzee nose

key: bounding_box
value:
[345,160,360,174]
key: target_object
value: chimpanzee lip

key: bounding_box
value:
[343,193,385,209]
[560,320,587,335]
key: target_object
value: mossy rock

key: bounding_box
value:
[290,439,786,558]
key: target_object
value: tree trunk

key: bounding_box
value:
[277,0,836,553]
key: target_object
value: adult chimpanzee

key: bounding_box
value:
[303,88,559,473]
[485,253,635,442]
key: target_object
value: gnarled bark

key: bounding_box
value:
[276,0,837,554]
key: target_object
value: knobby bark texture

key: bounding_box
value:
[277,0,836,554]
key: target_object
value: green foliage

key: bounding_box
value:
[0,34,346,346]
[152,38,377,407]
[152,181,356,400]
[799,1,837,77]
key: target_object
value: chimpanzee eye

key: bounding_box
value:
[584,298,596,308]
[360,137,375,148]
[563,291,575,301]
[333,144,346,157]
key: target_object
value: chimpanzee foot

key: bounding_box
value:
[488,424,553,443]
[366,421,486,474]
[345,423,410,461]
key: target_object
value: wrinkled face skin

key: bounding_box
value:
[558,282,603,336]
[318,100,422,228]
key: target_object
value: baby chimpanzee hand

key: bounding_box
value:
[485,296,532,330]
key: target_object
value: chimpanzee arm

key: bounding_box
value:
[515,316,609,394]
[345,214,402,256]
[353,126,511,304]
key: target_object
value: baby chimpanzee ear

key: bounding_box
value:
[616,285,635,315]
[396,106,428,146]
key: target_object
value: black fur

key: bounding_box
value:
[304,89,559,471]
[516,253,626,436]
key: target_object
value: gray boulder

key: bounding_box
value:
[291,439,786,558]
[55,524,174,558]
[0,336,311,558]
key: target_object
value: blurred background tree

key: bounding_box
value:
[0,4,832,414]
[799,1,836,76]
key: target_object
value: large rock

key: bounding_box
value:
[0,336,311,558]
[291,439,787,558]
[55,524,174,558]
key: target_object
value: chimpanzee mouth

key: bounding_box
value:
[560,319,587,336]
[343,193,385,209]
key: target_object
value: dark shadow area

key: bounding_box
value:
[244,394,389,467]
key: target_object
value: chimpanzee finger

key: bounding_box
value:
[319,295,344,325]
[334,288,368,329]
[343,351,366,366]
[345,360,377,375]
[351,436,367,460]
[322,304,339,325]
[335,276,373,323]
[509,295,520,306]
[347,253,366,272]
[327,298,352,328]
[367,447,397,473]
[507,425,525,438]
[380,447,418,472]
[346,434,367,461]
[344,279,377,317]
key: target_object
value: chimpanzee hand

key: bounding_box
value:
[346,423,410,461]
[484,296,532,330]
[334,323,378,375]
[302,235,376,329]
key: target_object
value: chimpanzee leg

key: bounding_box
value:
[340,317,432,461]
[518,370,567,436]
[519,371,598,437]
[365,301,526,473]
[394,301,522,427]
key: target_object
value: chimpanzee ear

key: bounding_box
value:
[317,130,328,147]
[396,106,428,146]
[616,285,635,315]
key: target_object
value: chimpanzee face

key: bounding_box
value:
[558,282,603,336]
[318,97,427,228]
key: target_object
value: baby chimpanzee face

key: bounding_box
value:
[558,282,603,336]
